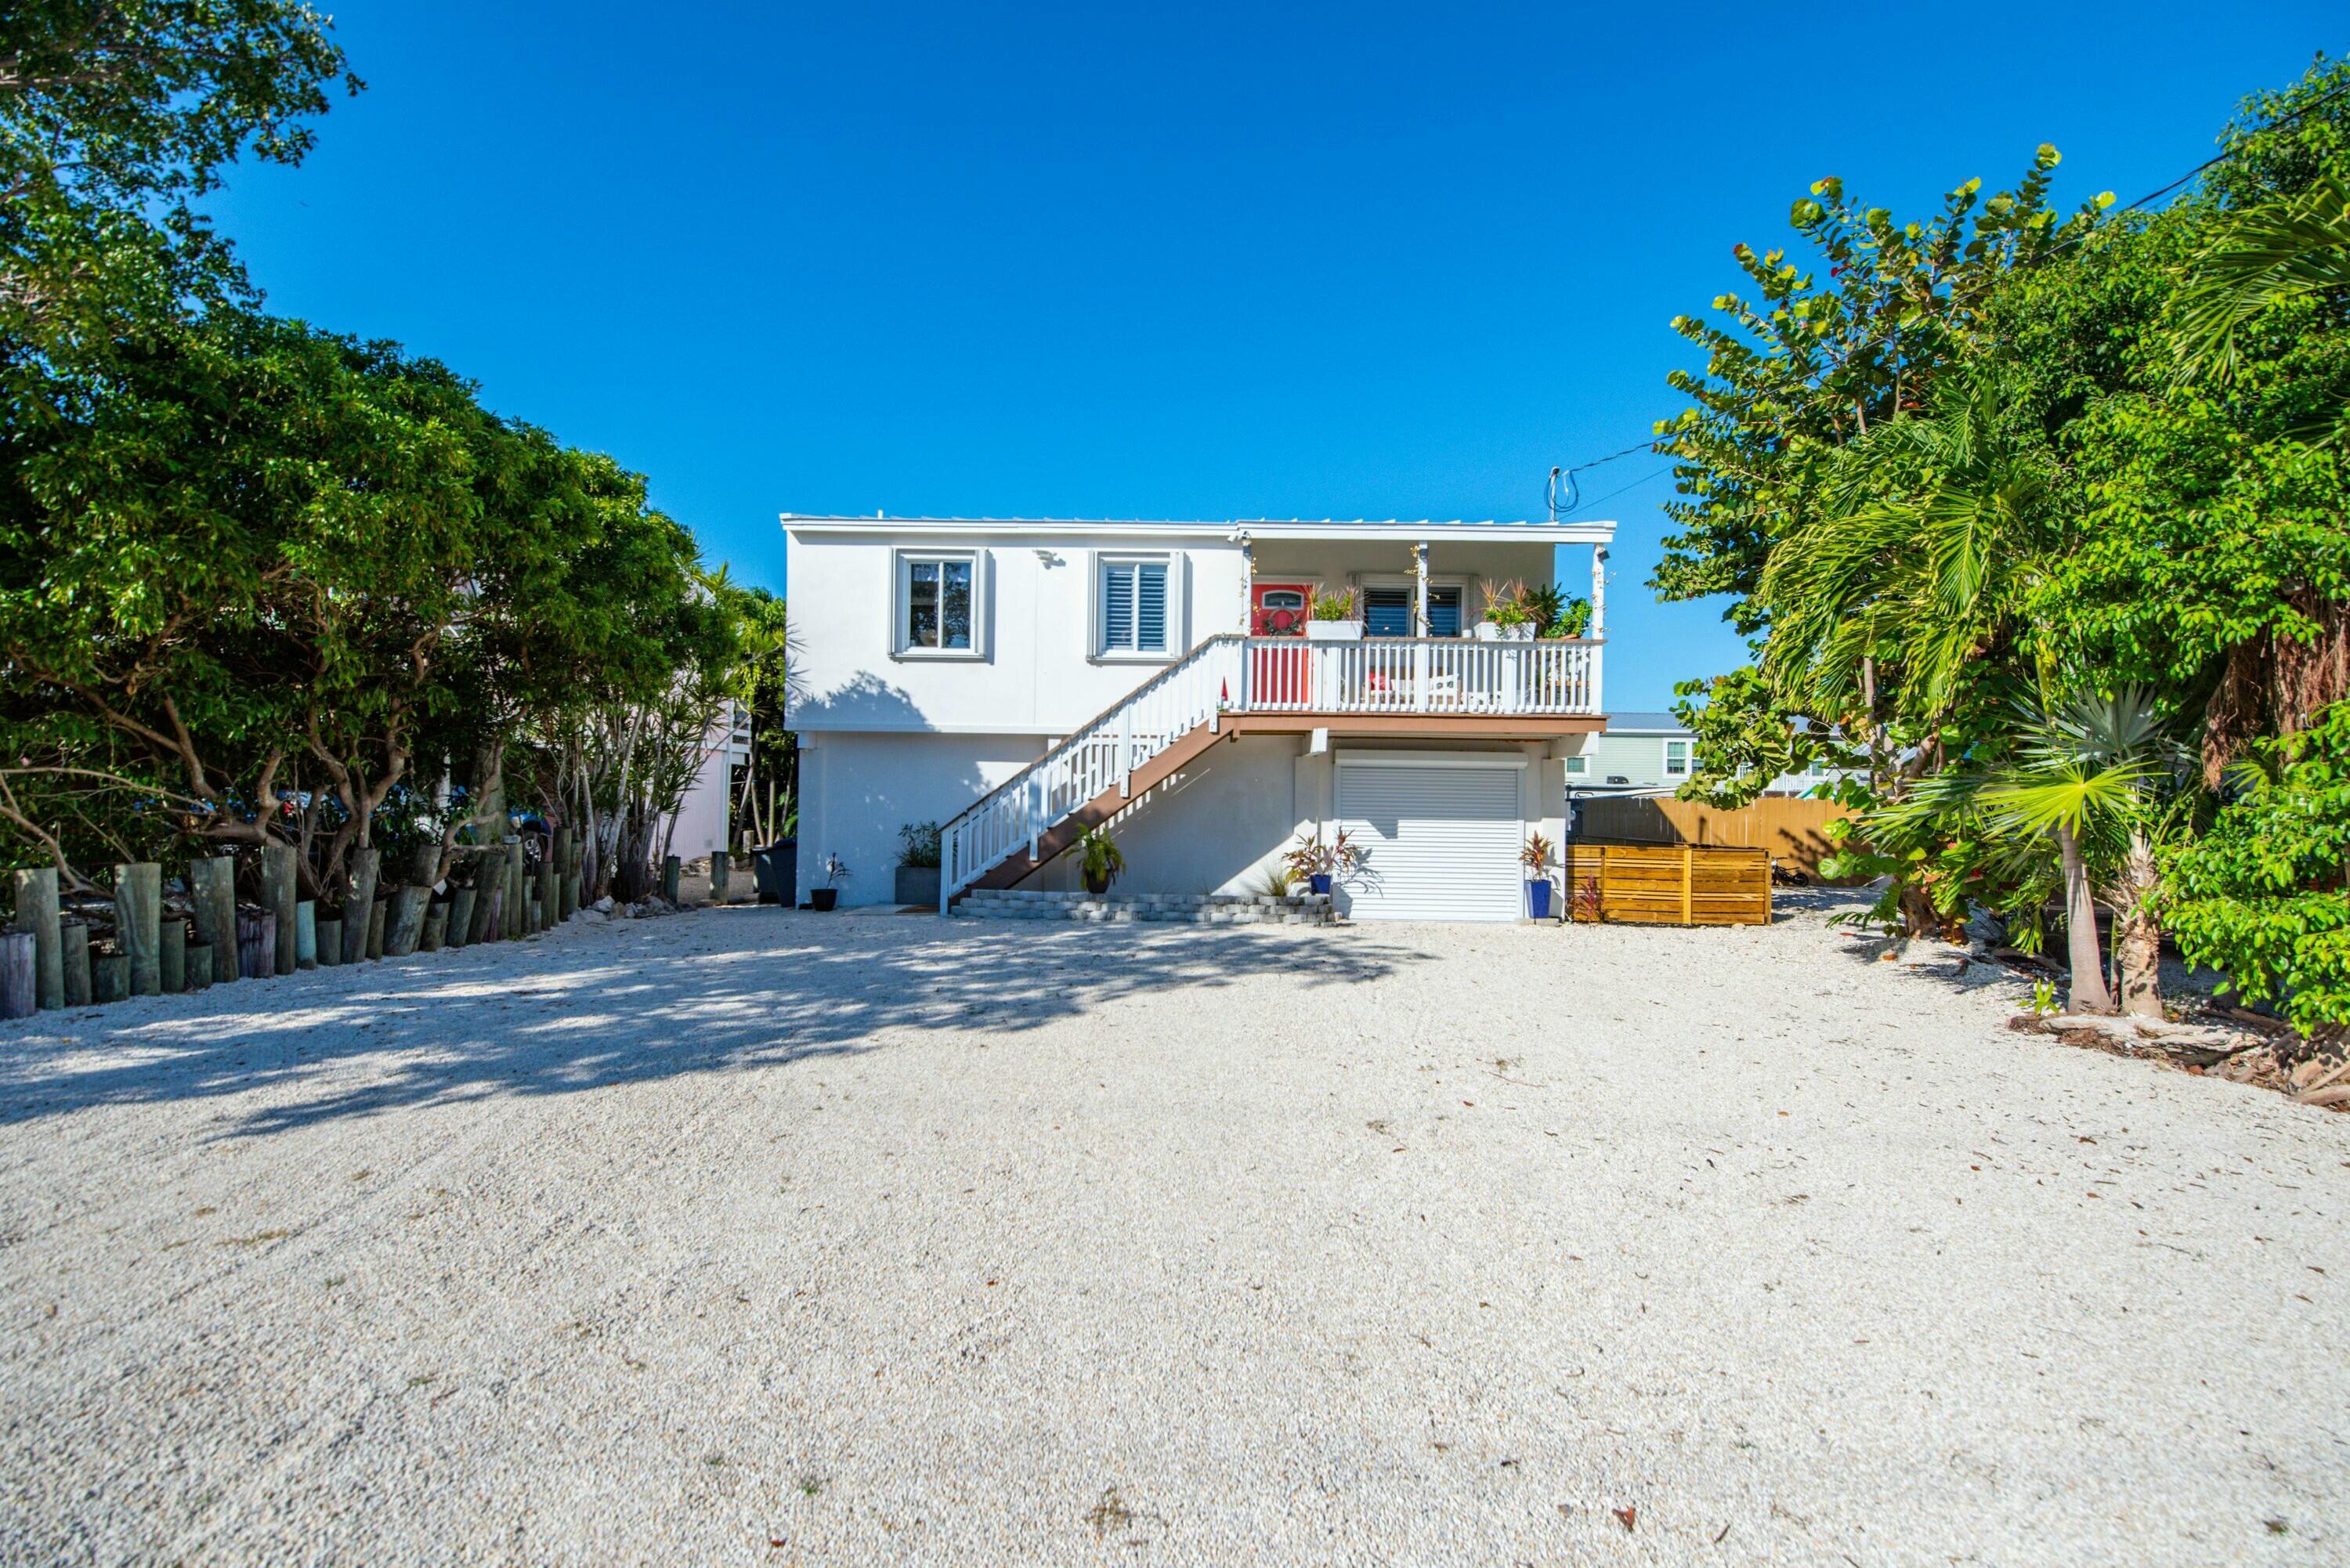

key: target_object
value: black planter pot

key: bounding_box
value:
[1084,871,1111,896]
[811,887,839,912]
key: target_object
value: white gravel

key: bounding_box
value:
[2,896,2345,1566]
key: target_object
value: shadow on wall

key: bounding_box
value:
[0,915,1426,1136]
[792,671,941,733]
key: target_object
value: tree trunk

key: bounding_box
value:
[2115,829,2164,1019]
[2055,825,2115,1015]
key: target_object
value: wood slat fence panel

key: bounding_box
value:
[1562,842,1771,927]
[1571,795,1857,881]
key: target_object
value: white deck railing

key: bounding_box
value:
[940,634,1601,905]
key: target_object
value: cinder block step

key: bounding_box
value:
[950,891,1334,926]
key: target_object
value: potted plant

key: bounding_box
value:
[1073,826,1125,895]
[895,821,942,905]
[1303,585,1364,641]
[1520,832,1557,920]
[812,853,850,911]
[1282,827,1365,895]
[1476,578,1536,641]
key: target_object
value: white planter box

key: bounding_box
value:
[1475,622,1534,641]
[1304,620,1365,641]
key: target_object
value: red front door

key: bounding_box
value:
[1250,583,1312,707]
[1252,583,1311,636]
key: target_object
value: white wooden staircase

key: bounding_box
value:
[940,633,1602,908]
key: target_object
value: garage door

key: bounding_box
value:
[1335,761,1524,922]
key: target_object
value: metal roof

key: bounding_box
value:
[781,514,1617,544]
[1599,710,1692,733]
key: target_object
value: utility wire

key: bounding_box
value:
[1547,71,2350,482]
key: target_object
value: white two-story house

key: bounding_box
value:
[783,515,1617,921]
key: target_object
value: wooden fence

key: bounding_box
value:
[1571,794,1856,881]
[1560,842,1773,927]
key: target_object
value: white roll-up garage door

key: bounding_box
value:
[1335,759,1524,922]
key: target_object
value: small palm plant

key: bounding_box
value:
[1074,826,1124,895]
[1978,688,2190,1017]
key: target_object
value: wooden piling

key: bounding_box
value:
[554,828,576,919]
[504,841,526,940]
[185,941,214,989]
[61,921,91,1006]
[314,916,342,968]
[365,897,386,960]
[421,901,448,952]
[189,856,238,985]
[237,910,277,979]
[295,901,317,968]
[0,931,34,1020]
[262,843,298,976]
[385,887,429,956]
[710,850,730,907]
[160,919,186,993]
[114,862,162,996]
[342,847,380,965]
[473,880,503,946]
[537,847,557,934]
[661,854,682,904]
[12,867,63,1010]
[92,953,128,1003]
[446,887,475,949]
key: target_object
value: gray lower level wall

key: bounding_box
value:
[808,729,1577,909]
[796,729,1047,906]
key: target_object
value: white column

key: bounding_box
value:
[1413,542,1430,635]
[1236,530,1255,634]
[1590,544,1607,640]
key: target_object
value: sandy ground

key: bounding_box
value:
[2,895,2345,1567]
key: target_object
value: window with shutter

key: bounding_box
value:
[1099,558,1171,655]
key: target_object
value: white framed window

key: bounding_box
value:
[892,549,984,659]
[1093,553,1179,659]
[1664,739,1690,778]
[1563,753,1589,776]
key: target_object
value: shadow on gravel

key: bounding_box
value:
[0,914,1426,1136]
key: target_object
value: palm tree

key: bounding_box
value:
[2173,174,2350,425]
[1979,689,2189,1017]
[1761,366,2061,743]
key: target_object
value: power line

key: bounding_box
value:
[1546,70,2350,479]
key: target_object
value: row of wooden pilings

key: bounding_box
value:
[0,833,724,1020]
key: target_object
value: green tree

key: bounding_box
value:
[2164,702,2350,1049]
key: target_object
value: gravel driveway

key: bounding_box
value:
[2,898,2345,1566]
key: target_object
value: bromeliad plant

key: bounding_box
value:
[1520,833,1556,877]
[1282,828,1366,888]
[1480,578,1534,630]
[1309,586,1360,622]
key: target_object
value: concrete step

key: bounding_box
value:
[952,891,1335,925]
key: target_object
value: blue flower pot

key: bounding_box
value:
[1526,879,1553,919]
[1309,873,1333,895]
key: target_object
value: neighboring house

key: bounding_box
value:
[1564,710,1849,804]
[785,515,1616,921]
[665,699,753,862]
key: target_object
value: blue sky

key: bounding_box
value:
[208,3,2344,710]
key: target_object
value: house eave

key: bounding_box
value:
[782,515,1618,546]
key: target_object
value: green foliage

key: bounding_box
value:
[2164,703,2350,1031]
[896,821,942,869]
[1308,585,1358,621]
[1654,56,2350,1027]
[1075,826,1125,887]
[0,7,751,904]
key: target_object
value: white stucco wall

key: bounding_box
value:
[797,729,1047,905]
[786,527,1252,739]
[667,739,733,861]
